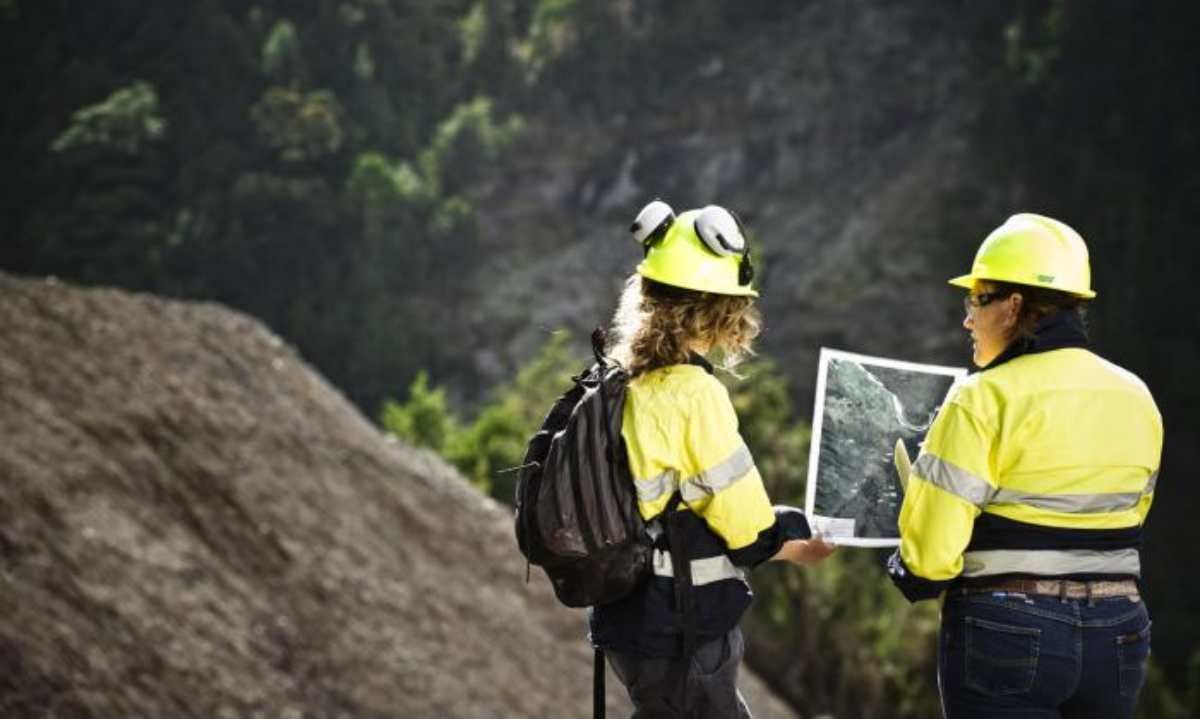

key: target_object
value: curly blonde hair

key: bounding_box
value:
[607,274,761,377]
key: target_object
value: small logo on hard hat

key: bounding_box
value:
[1036,274,1055,283]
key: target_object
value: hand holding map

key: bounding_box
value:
[894,438,912,494]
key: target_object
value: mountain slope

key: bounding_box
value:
[468,1,1000,409]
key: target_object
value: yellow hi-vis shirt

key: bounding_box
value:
[591,360,785,656]
[898,347,1162,583]
[621,364,776,555]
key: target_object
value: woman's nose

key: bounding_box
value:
[962,312,974,330]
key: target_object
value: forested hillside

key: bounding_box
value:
[3,1,1198,715]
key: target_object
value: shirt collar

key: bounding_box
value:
[687,351,715,374]
[980,309,1090,372]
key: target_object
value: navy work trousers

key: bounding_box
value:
[605,627,752,719]
[939,590,1151,718]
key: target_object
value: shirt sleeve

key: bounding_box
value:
[891,397,997,601]
[681,378,781,565]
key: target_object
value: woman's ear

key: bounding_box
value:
[1004,292,1024,328]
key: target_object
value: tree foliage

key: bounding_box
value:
[51,81,166,155]
[2,1,530,413]
[380,371,459,452]
[250,87,345,163]
[381,331,581,499]
[261,19,302,81]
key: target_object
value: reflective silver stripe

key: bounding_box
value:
[681,444,755,503]
[961,548,1141,578]
[635,469,678,503]
[635,445,755,505]
[912,454,995,508]
[651,549,747,586]
[990,489,1144,514]
[1144,470,1158,496]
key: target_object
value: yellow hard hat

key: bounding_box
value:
[632,201,757,297]
[949,213,1096,298]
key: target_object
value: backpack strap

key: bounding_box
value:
[663,491,696,711]
[591,327,608,366]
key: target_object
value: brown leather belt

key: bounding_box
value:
[960,578,1139,600]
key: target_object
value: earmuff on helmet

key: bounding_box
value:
[631,199,675,251]
[629,199,755,288]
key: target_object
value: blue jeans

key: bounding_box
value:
[939,590,1151,718]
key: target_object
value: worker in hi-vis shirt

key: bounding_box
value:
[888,214,1162,719]
[591,200,835,718]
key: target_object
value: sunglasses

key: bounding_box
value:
[630,199,754,285]
[963,291,1009,313]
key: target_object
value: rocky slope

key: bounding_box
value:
[0,272,797,718]
[466,1,1002,410]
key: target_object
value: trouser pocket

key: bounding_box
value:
[964,616,1040,695]
[691,628,741,676]
[1116,619,1151,698]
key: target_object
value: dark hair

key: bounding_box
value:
[989,280,1088,340]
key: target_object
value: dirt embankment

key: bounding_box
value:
[0,272,796,718]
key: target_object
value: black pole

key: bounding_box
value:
[594,647,606,719]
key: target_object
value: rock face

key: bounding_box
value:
[0,272,797,718]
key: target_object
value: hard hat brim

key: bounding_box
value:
[948,274,975,290]
[947,273,1097,299]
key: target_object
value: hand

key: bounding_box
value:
[775,536,837,566]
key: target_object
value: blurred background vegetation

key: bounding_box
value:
[3,1,1198,716]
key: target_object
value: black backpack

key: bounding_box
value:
[514,329,652,608]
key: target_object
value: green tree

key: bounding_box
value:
[250,87,345,164]
[380,371,459,453]
[380,331,582,498]
[444,331,581,498]
[51,81,166,155]
[419,96,524,196]
[1002,0,1064,87]
[724,358,810,505]
[39,81,172,291]
[261,18,303,83]
[444,405,529,496]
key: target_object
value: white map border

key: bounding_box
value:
[804,347,967,547]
